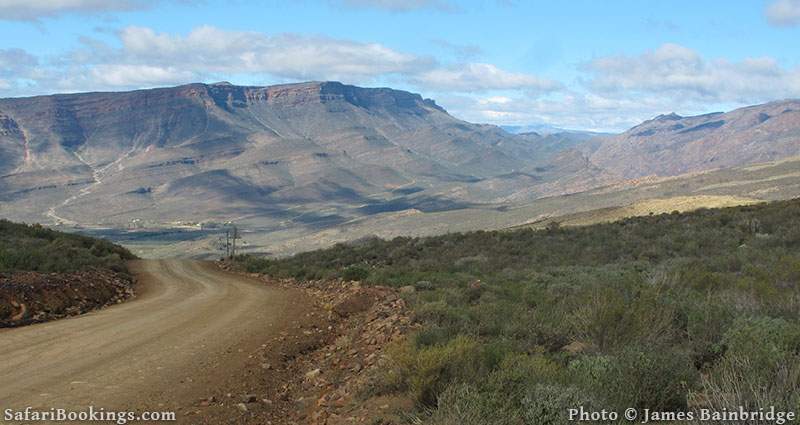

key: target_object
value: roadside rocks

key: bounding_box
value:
[398,285,416,294]
[260,277,418,425]
[332,291,374,317]
[213,261,420,424]
[0,269,135,327]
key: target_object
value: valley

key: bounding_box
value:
[1,82,798,258]
[2,2,799,424]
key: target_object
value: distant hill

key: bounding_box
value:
[0,82,609,227]
[589,100,800,179]
[2,83,800,257]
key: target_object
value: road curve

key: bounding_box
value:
[0,260,298,421]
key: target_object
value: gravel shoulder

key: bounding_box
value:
[0,260,308,423]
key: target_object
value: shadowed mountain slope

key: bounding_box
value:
[590,100,800,179]
[0,82,608,227]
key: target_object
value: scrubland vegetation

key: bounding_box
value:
[0,220,135,273]
[239,199,800,424]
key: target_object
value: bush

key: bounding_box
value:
[342,265,370,281]
[380,336,489,407]
[702,353,800,411]
[593,346,698,411]
[722,316,800,377]
[521,384,598,425]
[427,383,517,425]
[235,198,800,420]
[0,220,135,273]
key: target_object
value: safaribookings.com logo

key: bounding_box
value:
[3,406,176,424]
[569,406,797,424]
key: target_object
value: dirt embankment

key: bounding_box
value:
[0,269,134,327]
[195,264,418,425]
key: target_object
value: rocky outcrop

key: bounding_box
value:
[0,82,606,227]
[590,100,800,179]
[199,263,417,424]
[0,269,135,327]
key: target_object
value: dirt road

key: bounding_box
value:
[0,260,303,422]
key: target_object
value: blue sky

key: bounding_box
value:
[1,0,799,131]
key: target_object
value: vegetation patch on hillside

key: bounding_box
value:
[238,199,800,424]
[0,220,137,327]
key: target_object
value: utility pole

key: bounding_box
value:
[230,225,239,259]
[225,229,230,258]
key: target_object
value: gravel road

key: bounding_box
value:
[0,260,299,423]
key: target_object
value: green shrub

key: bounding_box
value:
[427,383,517,425]
[722,316,800,376]
[0,220,135,273]
[594,346,698,411]
[234,198,800,420]
[521,384,598,425]
[380,336,490,407]
[342,265,370,281]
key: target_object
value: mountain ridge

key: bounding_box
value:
[0,81,608,228]
[590,99,800,179]
[1,82,799,256]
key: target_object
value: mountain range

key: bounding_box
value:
[589,101,800,179]
[0,82,611,227]
[0,81,798,256]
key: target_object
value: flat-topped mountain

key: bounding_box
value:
[2,82,799,250]
[589,100,800,179]
[0,82,607,227]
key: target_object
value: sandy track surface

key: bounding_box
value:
[0,260,300,422]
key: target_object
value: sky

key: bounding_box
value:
[0,0,799,131]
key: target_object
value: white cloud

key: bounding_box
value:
[0,0,157,21]
[2,25,555,97]
[766,0,800,26]
[443,92,679,132]
[114,26,432,83]
[0,48,40,92]
[413,63,562,93]
[88,64,195,87]
[583,43,800,104]
[0,48,38,72]
[7,27,795,133]
[479,96,512,105]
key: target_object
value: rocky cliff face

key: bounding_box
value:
[590,100,800,178]
[0,82,603,227]
[3,82,796,231]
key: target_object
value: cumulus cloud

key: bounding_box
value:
[0,48,41,92]
[114,26,431,82]
[583,43,800,104]
[442,92,680,132]
[8,24,794,133]
[413,63,562,93]
[0,0,158,21]
[0,24,554,98]
[0,48,39,74]
[766,0,800,26]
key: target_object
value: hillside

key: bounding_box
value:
[590,100,800,179]
[2,84,800,259]
[0,220,136,326]
[0,82,609,229]
[238,198,800,423]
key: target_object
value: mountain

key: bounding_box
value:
[3,83,800,258]
[0,82,608,227]
[589,100,800,179]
